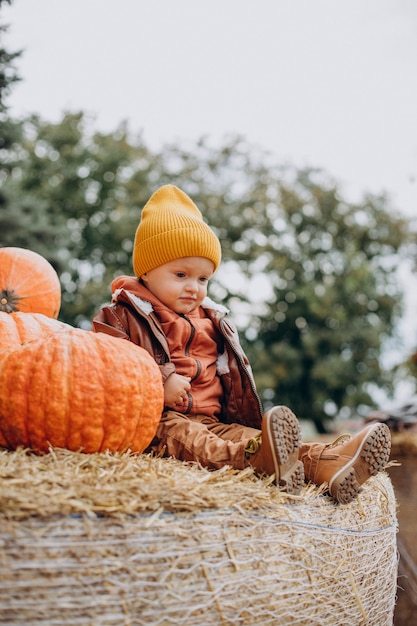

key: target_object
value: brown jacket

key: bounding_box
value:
[92,278,263,429]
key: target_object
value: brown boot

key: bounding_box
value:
[299,423,391,504]
[248,406,304,494]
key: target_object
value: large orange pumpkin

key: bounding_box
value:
[0,311,70,353]
[0,329,164,454]
[0,247,61,319]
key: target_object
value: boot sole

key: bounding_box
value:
[264,406,304,495]
[329,423,391,504]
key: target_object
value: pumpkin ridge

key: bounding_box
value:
[0,311,70,354]
[68,332,107,453]
[0,348,32,448]
[100,340,140,452]
[0,357,10,447]
[0,313,21,349]
[25,341,50,452]
[43,336,72,451]
[130,352,164,451]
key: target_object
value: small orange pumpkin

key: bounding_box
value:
[0,328,164,454]
[0,311,70,353]
[0,247,61,319]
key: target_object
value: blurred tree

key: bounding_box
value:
[0,0,24,222]
[0,111,163,325]
[0,106,413,429]
[241,172,408,431]
[0,0,20,134]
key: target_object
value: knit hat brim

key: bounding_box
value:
[133,185,221,277]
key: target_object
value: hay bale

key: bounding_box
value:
[0,448,398,625]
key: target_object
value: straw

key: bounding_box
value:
[0,447,398,625]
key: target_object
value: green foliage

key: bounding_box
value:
[241,173,410,431]
[0,0,20,114]
[0,112,164,325]
[0,0,24,220]
[0,106,414,429]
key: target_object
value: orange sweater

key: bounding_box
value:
[115,279,224,418]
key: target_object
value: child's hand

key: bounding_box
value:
[164,373,191,409]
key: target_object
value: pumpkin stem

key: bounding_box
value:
[0,289,22,313]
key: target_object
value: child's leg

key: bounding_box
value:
[299,422,391,504]
[149,408,305,495]
[150,411,251,470]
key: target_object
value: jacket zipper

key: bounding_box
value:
[180,314,201,412]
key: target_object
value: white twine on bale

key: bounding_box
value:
[0,448,398,626]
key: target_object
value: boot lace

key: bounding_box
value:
[326,433,352,449]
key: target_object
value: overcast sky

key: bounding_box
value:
[3,0,417,404]
[4,0,417,217]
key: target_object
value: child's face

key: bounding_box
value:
[141,256,215,314]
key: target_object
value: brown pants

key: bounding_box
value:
[149,411,261,470]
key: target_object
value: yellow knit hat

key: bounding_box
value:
[133,185,221,277]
